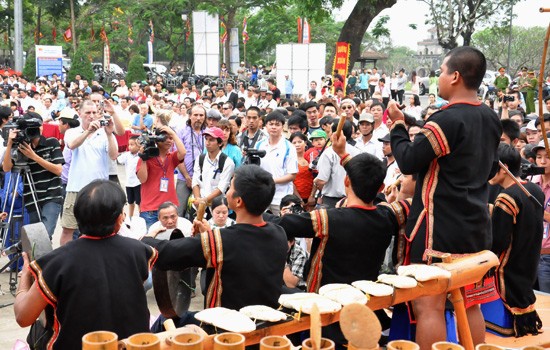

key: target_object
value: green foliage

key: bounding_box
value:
[23,50,36,79]
[238,6,342,67]
[472,25,549,77]
[126,54,147,84]
[68,45,94,81]
[371,15,390,39]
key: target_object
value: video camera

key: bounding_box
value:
[242,147,266,165]
[137,129,168,161]
[520,162,545,178]
[2,116,42,147]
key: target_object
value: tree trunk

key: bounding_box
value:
[224,9,236,74]
[326,0,397,74]
[69,0,77,52]
[37,8,41,44]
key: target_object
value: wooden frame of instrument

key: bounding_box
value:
[122,250,499,350]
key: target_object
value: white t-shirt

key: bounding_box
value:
[65,127,116,192]
[117,151,141,187]
[191,151,235,199]
[148,217,193,239]
[256,137,299,205]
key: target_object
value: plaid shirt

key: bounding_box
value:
[288,243,308,289]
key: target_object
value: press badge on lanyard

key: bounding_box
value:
[157,157,169,192]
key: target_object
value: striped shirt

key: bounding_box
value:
[21,136,64,211]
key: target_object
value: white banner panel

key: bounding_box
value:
[276,43,326,97]
[229,28,240,74]
[193,11,219,76]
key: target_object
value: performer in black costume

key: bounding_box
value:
[489,143,544,337]
[279,131,411,349]
[387,46,502,349]
[14,180,157,350]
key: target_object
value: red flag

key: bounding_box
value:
[99,27,108,43]
[63,27,72,43]
[297,17,303,43]
[242,17,249,45]
[185,18,191,42]
[90,24,96,42]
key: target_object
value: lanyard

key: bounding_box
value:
[156,155,168,177]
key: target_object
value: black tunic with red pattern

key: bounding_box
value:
[29,234,157,350]
[390,102,501,264]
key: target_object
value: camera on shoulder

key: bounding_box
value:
[137,129,168,160]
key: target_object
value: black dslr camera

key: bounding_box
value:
[137,129,168,160]
[2,116,42,147]
[242,147,266,165]
[520,162,545,178]
[503,95,515,102]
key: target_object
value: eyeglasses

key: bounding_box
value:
[223,107,230,110]
[341,105,353,110]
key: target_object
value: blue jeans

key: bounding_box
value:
[140,210,158,231]
[538,255,550,293]
[28,201,62,239]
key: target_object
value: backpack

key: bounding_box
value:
[198,152,228,181]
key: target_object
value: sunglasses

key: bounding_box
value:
[341,105,353,110]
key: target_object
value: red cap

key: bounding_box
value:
[203,127,224,139]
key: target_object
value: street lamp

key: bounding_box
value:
[181,10,190,72]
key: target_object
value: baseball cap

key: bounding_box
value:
[203,127,224,139]
[266,90,273,95]
[206,109,222,120]
[526,120,537,131]
[358,112,374,123]
[378,133,391,143]
[309,130,327,140]
[532,139,549,153]
[56,108,78,122]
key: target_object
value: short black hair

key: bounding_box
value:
[319,116,334,126]
[211,195,229,211]
[343,153,386,203]
[0,106,12,122]
[280,194,302,209]
[246,106,261,116]
[444,46,486,90]
[265,111,286,125]
[370,101,385,111]
[228,115,241,127]
[231,165,275,216]
[497,142,521,177]
[289,132,308,144]
[288,115,308,130]
[535,113,550,127]
[301,101,318,112]
[74,180,126,236]
[501,119,520,143]
[332,119,354,141]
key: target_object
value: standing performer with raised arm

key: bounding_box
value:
[387,46,502,349]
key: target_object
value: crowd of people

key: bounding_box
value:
[3,46,550,350]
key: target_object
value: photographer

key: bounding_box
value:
[0,106,13,159]
[136,125,186,229]
[2,112,64,239]
[59,100,119,245]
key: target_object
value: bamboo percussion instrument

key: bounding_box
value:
[196,201,207,221]
[141,250,499,350]
[541,8,550,12]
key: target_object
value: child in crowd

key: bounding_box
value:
[304,130,327,175]
[117,135,141,217]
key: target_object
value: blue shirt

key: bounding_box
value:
[359,73,370,89]
[131,114,153,133]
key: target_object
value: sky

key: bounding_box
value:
[334,0,548,50]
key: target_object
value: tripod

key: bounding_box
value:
[0,163,41,296]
